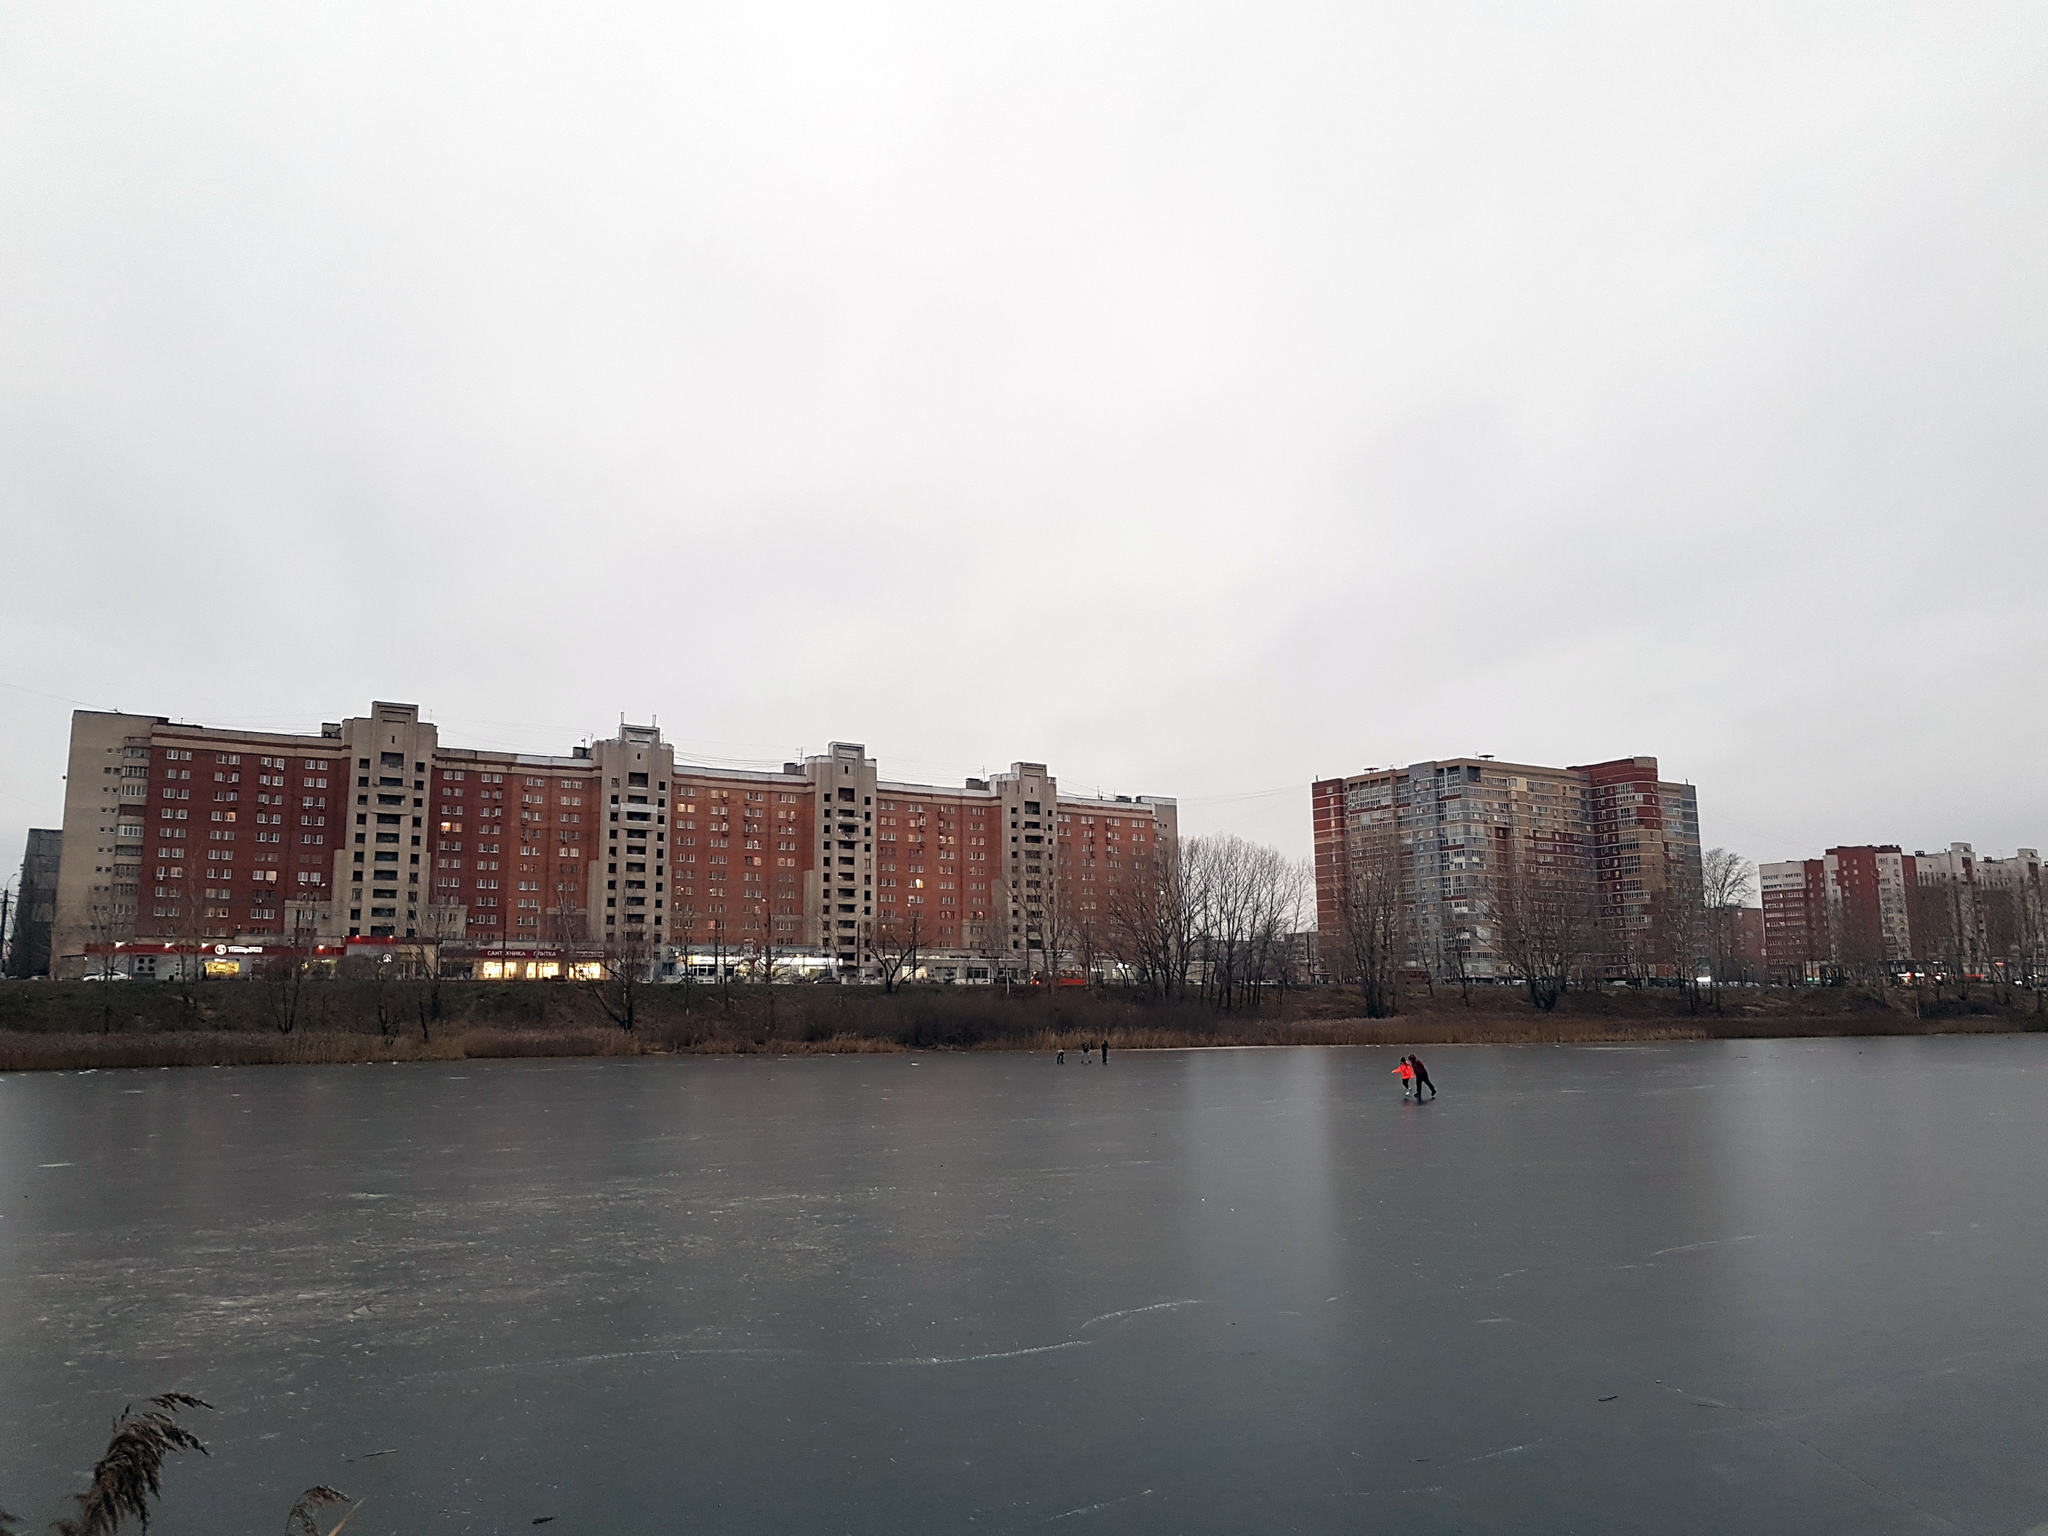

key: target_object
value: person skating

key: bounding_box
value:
[1408,1053,1436,1101]
[1394,1059,1415,1098]
[1100,1040,1109,1064]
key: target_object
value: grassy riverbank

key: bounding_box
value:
[1,976,2039,1071]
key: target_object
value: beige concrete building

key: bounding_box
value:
[49,710,158,978]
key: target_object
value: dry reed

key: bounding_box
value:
[0,1015,1793,1071]
[0,979,2035,1074]
[49,1394,210,1536]
[15,1394,360,1536]
[283,1486,356,1536]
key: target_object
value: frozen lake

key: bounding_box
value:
[3,1038,2046,1534]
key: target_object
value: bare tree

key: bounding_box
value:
[1907,869,1978,1000]
[1174,835,1306,1013]
[664,894,699,1000]
[1263,855,1314,1015]
[1905,875,1949,1006]
[1827,869,1897,993]
[164,867,213,1006]
[2022,876,2048,1017]
[1439,920,1477,1005]
[745,923,784,986]
[1106,832,1195,1000]
[548,883,589,993]
[1657,854,1711,1012]
[579,924,656,1032]
[411,899,468,1035]
[965,894,1011,986]
[1333,819,1405,1019]
[1495,831,1596,1011]
[2010,872,2048,1015]
[872,910,930,993]
[1603,906,1653,989]
[260,910,322,1036]
[85,899,125,1033]
[339,948,408,1041]
[704,914,738,1005]
[741,892,786,1025]
[1037,858,1078,982]
[1067,871,1109,990]
[1945,874,1980,1001]
[1698,847,1755,1013]
[1979,884,2023,1005]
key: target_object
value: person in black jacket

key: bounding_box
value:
[1408,1054,1436,1100]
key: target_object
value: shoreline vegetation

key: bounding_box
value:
[2,978,2040,1072]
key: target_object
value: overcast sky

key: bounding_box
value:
[4,4,2045,894]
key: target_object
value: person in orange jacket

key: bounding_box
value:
[1394,1058,1415,1098]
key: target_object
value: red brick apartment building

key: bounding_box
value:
[1312,755,1703,982]
[1761,846,1917,981]
[48,703,1175,980]
[1762,842,2044,981]
[1760,857,1832,983]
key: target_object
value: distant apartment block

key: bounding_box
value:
[47,704,1175,980]
[7,827,62,977]
[1760,841,2043,980]
[1760,857,1829,983]
[1311,754,1702,982]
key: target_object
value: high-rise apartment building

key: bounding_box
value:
[1974,847,2042,909]
[45,703,1175,979]
[1760,858,1829,983]
[1310,754,1701,982]
[1908,842,2044,978]
[1825,845,1917,969]
[7,827,62,977]
[1973,847,2044,976]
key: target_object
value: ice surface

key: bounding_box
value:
[2,1037,2045,1533]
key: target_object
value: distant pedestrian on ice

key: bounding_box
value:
[1408,1054,1436,1101]
[1395,1059,1415,1098]
[1056,1047,1066,1064]
[1100,1040,1109,1063]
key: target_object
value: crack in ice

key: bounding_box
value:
[869,1340,1091,1367]
[1079,1300,1201,1330]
